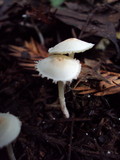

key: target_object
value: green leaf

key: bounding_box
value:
[50,0,65,7]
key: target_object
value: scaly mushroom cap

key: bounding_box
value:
[48,38,94,55]
[35,55,81,83]
[0,113,21,148]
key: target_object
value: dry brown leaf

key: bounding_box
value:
[105,0,119,3]
[99,75,119,90]
[10,38,49,72]
[78,89,97,95]
[10,38,48,59]
[73,86,92,91]
[94,85,120,96]
[73,86,96,94]
[76,59,109,84]
[52,2,120,55]
[73,66,120,96]
[27,5,52,24]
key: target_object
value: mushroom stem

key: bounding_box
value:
[69,53,75,58]
[58,81,70,118]
[6,144,16,160]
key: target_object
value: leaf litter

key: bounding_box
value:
[0,0,120,160]
[51,1,120,57]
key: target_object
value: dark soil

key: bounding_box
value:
[0,0,120,160]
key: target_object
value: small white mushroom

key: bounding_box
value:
[48,38,94,57]
[0,113,22,160]
[35,55,81,118]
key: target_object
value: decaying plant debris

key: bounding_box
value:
[0,0,120,160]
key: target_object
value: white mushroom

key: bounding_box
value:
[48,38,94,57]
[35,55,81,118]
[0,112,22,160]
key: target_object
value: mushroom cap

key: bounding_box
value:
[48,38,94,55]
[35,55,81,83]
[0,113,22,148]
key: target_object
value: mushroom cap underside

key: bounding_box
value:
[35,55,81,83]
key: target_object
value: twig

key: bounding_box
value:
[31,18,44,45]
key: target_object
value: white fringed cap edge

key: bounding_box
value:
[48,38,94,55]
[35,55,81,83]
[0,113,22,148]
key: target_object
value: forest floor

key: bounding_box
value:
[0,0,120,160]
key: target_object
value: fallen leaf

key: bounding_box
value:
[51,2,120,56]
[10,38,49,72]
[94,85,120,96]
[105,0,119,3]
[73,64,120,96]
[75,59,109,84]
[27,5,52,24]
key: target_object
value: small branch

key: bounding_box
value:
[31,18,44,45]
